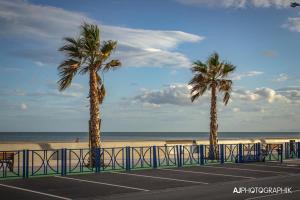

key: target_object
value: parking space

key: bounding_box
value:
[0,162,299,200]
[201,163,300,174]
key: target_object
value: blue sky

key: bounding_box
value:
[0,0,300,132]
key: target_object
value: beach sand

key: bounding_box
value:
[0,138,299,151]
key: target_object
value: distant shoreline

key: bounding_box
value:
[0,132,299,143]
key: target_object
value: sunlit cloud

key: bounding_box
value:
[0,0,204,68]
[282,17,300,32]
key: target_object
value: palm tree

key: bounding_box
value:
[189,52,236,159]
[58,23,121,164]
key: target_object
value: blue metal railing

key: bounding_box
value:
[157,145,177,167]
[284,141,299,159]
[0,142,295,179]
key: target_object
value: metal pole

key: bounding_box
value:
[200,145,204,165]
[238,144,243,163]
[152,146,157,169]
[220,144,224,164]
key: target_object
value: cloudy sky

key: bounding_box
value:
[0,0,300,132]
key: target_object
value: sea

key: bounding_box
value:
[0,132,299,142]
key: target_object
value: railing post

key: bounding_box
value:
[220,144,224,164]
[25,150,29,178]
[179,145,182,167]
[200,145,204,165]
[61,149,65,176]
[297,142,300,159]
[176,145,179,167]
[238,144,243,163]
[64,149,67,175]
[280,144,283,163]
[22,149,28,179]
[152,146,157,169]
[197,145,200,165]
[126,146,131,171]
[284,142,288,159]
[95,148,101,173]
[256,143,261,161]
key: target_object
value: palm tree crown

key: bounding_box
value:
[189,52,235,104]
[58,23,121,103]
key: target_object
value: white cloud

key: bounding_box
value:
[133,84,193,106]
[276,86,300,103]
[175,0,290,8]
[232,71,263,80]
[283,17,300,32]
[233,87,289,103]
[274,73,288,82]
[133,84,300,107]
[20,103,27,110]
[0,0,203,68]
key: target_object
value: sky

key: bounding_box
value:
[0,0,300,132]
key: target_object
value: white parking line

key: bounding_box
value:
[245,189,300,200]
[111,171,209,184]
[201,165,288,174]
[0,183,71,200]
[159,168,256,179]
[54,176,149,192]
[242,163,300,170]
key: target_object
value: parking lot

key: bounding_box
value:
[0,161,299,200]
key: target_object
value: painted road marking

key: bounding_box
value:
[54,176,149,192]
[111,171,209,184]
[159,168,256,179]
[242,163,300,170]
[0,183,71,200]
[245,189,300,200]
[202,165,289,174]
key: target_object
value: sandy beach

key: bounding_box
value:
[1,137,299,151]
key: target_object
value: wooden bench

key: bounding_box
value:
[0,152,14,172]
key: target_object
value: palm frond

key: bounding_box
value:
[103,59,121,72]
[57,59,80,91]
[79,65,90,75]
[218,80,232,92]
[98,84,106,104]
[191,61,208,74]
[207,52,220,67]
[218,80,232,105]
[223,92,231,105]
[59,37,83,59]
[101,40,118,61]
[191,91,200,102]
[221,63,236,78]
[81,23,100,54]
[188,74,206,85]
[96,73,106,104]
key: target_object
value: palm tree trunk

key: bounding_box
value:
[209,81,218,160]
[89,69,101,166]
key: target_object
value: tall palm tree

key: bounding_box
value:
[58,23,121,163]
[189,52,235,159]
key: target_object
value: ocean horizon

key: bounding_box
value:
[0,132,299,142]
